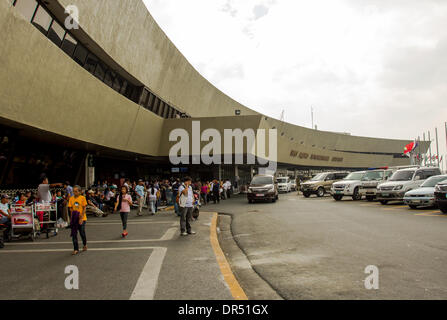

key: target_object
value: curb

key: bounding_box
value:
[210,212,248,300]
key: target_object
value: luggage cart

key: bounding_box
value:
[10,204,36,241]
[34,202,58,239]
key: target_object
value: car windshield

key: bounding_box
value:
[344,172,364,180]
[389,170,415,181]
[277,178,288,183]
[251,176,273,185]
[421,176,447,187]
[310,173,326,181]
[361,171,384,181]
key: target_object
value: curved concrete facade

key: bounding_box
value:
[0,0,429,170]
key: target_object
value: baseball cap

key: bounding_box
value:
[1,194,10,199]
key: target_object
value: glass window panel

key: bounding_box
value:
[158,101,165,116]
[73,44,88,66]
[113,76,122,92]
[47,20,65,47]
[61,33,77,57]
[104,70,115,87]
[32,5,52,35]
[152,98,160,114]
[139,89,148,107]
[147,93,155,111]
[120,81,128,95]
[94,62,106,81]
[14,0,38,22]
[84,53,98,74]
[165,106,171,119]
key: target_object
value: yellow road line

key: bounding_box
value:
[383,205,409,211]
[414,211,444,216]
[210,212,248,300]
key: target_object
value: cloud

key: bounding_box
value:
[253,4,269,20]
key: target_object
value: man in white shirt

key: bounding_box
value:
[224,180,232,199]
[178,177,196,236]
[38,176,62,203]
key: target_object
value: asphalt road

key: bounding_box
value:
[209,192,447,300]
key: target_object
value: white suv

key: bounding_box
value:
[331,171,366,201]
[376,167,441,205]
[277,176,292,193]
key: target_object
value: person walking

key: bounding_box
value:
[172,179,181,216]
[178,177,196,236]
[68,186,88,255]
[212,179,220,204]
[114,186,132,238]
[148,184,158,215]
[200,182,209,205]
[135,179,146,216]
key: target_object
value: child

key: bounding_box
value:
[115,186,132,237]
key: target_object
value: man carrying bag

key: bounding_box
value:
[178,177,196,236]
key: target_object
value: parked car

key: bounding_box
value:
[404,174,447,209]
[301,172,349,198]
[247,174,279,203]
[360,168,394,201]
[434,180,447,214]
[290,180,297,191]
[376,167,441,205]
[277,176,292,193]
[331,171,366,201]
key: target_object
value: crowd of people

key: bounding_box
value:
[0,175,235,254]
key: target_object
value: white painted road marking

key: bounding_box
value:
[0,246,159,253]
[130,247,167,300]
[6,227,178,246]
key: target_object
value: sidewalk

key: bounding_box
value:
[0,209,238,300]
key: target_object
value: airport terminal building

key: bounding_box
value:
[0,0,430,188]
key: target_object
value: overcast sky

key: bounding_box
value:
[143,0,447,164]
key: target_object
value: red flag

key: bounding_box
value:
[403,142,415,155]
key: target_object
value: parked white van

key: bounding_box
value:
[277,176,292,193]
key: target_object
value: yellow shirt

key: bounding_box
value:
[68,195,88,222]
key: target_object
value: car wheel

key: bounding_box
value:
[317,187,324,197]
[352,187,361,201]
[248,199,252,203]
[409,205,418,209]
[439,205,447,214]
[366,196,374,202]
[333,195,343,201]
[380,200,388,205]
[303,192,310,198]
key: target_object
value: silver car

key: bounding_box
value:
[403,175,447,209]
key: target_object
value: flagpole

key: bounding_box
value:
[417,135,421,165]
[435,127,440,167]
[428,131,432,166]
[423,132,426,166]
